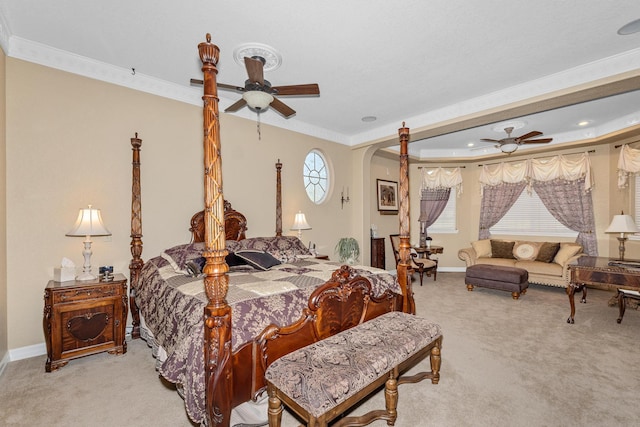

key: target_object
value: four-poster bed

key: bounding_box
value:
[128,34,417,427]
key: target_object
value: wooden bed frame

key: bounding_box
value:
[128,34,416,427]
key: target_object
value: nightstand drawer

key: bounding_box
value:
[53,284,119,304]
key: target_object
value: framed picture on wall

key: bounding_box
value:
[377,179,398,214]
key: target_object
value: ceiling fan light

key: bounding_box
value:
[243,91,274,110]
[501,142,519,153]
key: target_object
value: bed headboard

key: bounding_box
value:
[189,200,247,243]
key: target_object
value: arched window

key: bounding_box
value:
[303,150,329,204]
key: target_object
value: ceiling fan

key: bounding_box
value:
[191,56,320,118]
[480,126,553,153]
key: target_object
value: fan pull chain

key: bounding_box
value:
[257,110,262,140]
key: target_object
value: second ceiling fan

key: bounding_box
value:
[480,126,553,153]
[192,56,320,118]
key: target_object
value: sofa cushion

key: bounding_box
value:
[513,241,541,261]
[477,257,518,268]
[491,240,515,259]
[472,239,492,258]
[515,260,563,277]
[553,243,582,266]
[536,242,560,263]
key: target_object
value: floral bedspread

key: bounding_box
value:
[135,247,399,425]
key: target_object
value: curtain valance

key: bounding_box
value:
[479,152,593,191]
[420,167,463,195]
[616,144,640,188]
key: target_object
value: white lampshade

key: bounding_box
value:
[501,142,519,153]
[66,205,111,237]
[242,90,274,110]
[291,211,311,231]
[605,214,639,236]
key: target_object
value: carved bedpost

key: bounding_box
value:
[276,159,283,236]
[129,133,143,339]
[199,34,233,427]
[397,123,415,314]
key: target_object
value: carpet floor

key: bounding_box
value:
[1,272,639,426]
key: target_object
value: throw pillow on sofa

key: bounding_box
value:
[513,241,541,261]
[491,240,516,259]
[472,239,492,258]
[536,242,560,263]
[553,243,582,266]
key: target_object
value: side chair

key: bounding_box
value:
[390,234,438,286]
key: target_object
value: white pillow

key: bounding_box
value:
[471,239,492,258]
[553,243,582,266]
[513,241,541,261]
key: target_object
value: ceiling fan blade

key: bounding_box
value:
[244,57,264,85]
[516,131,543,141]
[190,78,203,86]
[520,138,553,144]
[272,84,320,96]
[224,98,247,113]
[218,83,246,92]
[480,138,501,143]
[270,97,296,118]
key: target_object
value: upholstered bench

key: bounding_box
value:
[465,264,529,300]
[265,311,443,427]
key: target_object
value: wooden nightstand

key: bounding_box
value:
[43,273,128,372]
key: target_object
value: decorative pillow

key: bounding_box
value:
[513,241,541,261]
[237,236,311,262]
[235,250,282,271]
[490,240,515,259]
[536,242,561,263]
[226,252,247,267]
[162,242,206,270]
[553,243,582,266]
[226,240,242,253]
[471,239,492,258]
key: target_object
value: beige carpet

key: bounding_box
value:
[1,272,639,426]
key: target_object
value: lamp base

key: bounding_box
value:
[76,271,97,281]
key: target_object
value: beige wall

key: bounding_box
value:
[5,59,353,350]
[0,45,8,360]
[5,56,640,352]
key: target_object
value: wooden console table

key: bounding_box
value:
[567,256,640,324]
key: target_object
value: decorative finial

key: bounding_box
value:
[402,121,405,127]
[206,33,211,42]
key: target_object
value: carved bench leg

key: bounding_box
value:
[466,284,474,291]
[511,291,520,300]
[430,342,441,385]
[384,369,399,426]
[267,384,283,427]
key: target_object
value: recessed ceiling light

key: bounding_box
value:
[361,116,377,122]
[618,18,640,35]
[578,120,590,126]
[467,142,475,147]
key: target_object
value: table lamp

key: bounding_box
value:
[291,211,311,240]
[605,211,639,261]
[66,204,111,280]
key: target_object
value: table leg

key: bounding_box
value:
[617,290,626,324]
[567,283,587,324]
[566,284,576,324]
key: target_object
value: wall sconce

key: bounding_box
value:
[291,211,311,240]
[605,211,639,261]
[341,187,350,209]
[66,204,111,281]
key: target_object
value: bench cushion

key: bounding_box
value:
[265,311,442,418]
[466,264,528,284]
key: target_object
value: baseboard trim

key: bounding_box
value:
[9,342,46,362]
